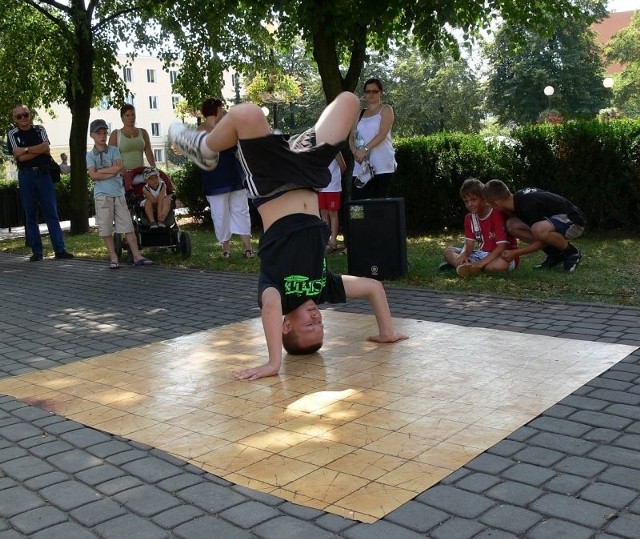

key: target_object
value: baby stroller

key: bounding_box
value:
[113,166,192,261]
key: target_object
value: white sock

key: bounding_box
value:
[198,136,217,158]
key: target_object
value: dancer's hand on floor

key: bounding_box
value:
[367,333,409,344]
[234,363,280,381]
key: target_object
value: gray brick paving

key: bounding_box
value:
[1,253,640,537]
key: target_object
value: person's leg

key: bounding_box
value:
[125,231,145,261]
[227,190,253,255]
[350,176,375,200]
[113,196,147,263]
[530,220,569,251]
[36,173,67,253]
[143,201,156,224]
[207,194,231,254]
[505,216,534,242]
[169,104,269,170]
[158,196,172,223]
[369,173,393,198]
[314,92,359,145]
[102,235,118,263]
[328,209,339,246]
[444,246,462,266]
[18,170,43,256]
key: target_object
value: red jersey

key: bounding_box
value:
[464,209,517,252]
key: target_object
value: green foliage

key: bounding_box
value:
[245,72,302,105]
[512,119,640,228]
[605,12,640,118]
[169,162,208,220]
[386,46,483,136]
[55,174,95,222]
[484,16,609,124]
[391,119,640,232]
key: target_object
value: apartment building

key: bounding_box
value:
[37,55,236,167]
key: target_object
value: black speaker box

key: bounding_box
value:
[345,197,408,280]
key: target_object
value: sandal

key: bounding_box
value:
[222,251,230,258]
[244,249,255,258]
[109,261,120,270]
[325,240,338,254]
[133,257,154,266]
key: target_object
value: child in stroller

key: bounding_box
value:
[140,167,172,228]
[118,166,192,259]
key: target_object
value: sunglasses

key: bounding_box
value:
[364,89,380,94]
[14,112,30,120]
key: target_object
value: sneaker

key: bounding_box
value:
[157,220,166,228]
[563,251,583,272]
[29,253,43,262]
[438,262,455,272]
[533,252,565,270]
[456,264,482,278]
[168,123,219,171]
[150,222,159,229]
[54,250,74,259]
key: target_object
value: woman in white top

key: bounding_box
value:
[349,78,396,200]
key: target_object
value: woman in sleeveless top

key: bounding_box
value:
[108,104,156,183]
[348,78,396,200]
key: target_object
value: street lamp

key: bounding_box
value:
[543,85,555,110]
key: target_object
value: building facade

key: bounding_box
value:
[36,55,236,168]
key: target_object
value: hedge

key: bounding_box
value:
[4,119,636,234]
[391,119,640,232]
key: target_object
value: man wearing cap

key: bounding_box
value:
[87,119,153,268]
[7,103,74,261]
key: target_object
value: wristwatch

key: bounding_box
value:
[364,146,369,152]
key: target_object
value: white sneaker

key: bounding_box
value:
[168,123,219,171]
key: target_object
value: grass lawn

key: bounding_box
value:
[2,218,639,307]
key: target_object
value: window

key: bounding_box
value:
[123,67,132,82]
[151,123,161,137]
[148,96,158,110]
[170,70,178,84]
[146,69,156,83]
[171,96,181,110]
[125,93,135,107]
[153,149,164,163]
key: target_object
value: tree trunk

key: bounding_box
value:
[311,14,368,103]
[67,8,95,235]
[68,103,91,235]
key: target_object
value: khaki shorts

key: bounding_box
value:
[95,195,134,236]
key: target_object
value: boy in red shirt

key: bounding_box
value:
[441,178,518,278]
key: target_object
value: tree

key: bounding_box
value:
[258,0,605,104]
[389,47,482,136]
[0,0,262,233]
[605,11,640,118]
[484,15,609,125]
[0,0,172,233]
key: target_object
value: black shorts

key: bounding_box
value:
[237,129,340,200]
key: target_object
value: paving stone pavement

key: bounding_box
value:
[1,251,640,538]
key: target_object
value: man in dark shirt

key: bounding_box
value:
[7,104,73,261]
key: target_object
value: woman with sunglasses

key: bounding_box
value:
[348,78,396,200]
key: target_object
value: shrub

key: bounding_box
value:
[392,119,640,233]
